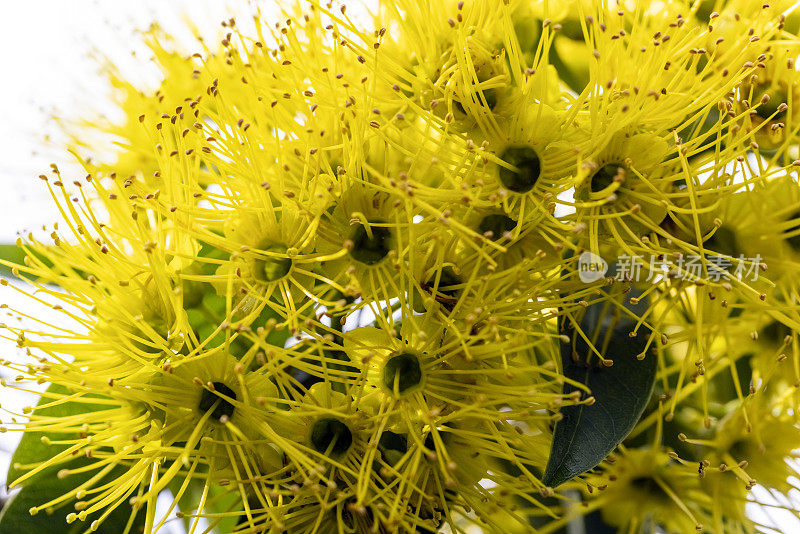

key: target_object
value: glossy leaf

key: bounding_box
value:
[542,291,657,487]
[1,385,144,533]
[0,463,144,534]
[6,385,108,485]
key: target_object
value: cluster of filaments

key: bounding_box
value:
[1,1,800,533]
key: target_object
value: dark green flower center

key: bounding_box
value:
[378,431,408,465]
[382,352,423,394]
[762,320,791,342]
[311,418,353,456]
[478,214,517,240]
[591,163,626,193]
[253,243,292,282]
[499,146,541,193]
[350,222,391,265]
[704,225,739,258]
[630,476,666,498]
[755,88,787,121]
[423,426,451,451]
[456,91,498,113]
[729,439,752,463]
[199,382,237,421]
[455,71,498,114]
[130,313,171,355]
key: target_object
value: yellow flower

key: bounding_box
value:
[574,131,671,240]
[585,448,714,533]
[317,185,411,301]
[710,399,800,493]
[735,46,800,151]
[208,202,322,327]
[3,1,800,532]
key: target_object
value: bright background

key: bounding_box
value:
[0,2,257,531]
[0,1,798,532]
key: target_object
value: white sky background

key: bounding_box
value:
[0,0,261,240]
[0,1,798,533]
[0,2,261,532]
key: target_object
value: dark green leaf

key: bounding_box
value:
[0,462,144,534]
[1,385,144,533]
[6,384,107,485]
[543,290,657,487]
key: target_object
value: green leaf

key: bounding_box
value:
[188,241,293,352]
[0,243,78,282]
[0,463,144,534]
[168,477,205,532]
[542,290,657,487]
[549,45,589,94]
[0,244,49,281]
[167,471,240,533]
[1,385,145,533]
[6,384,107,485]
[0,244,28,278]
[203,485,241,533]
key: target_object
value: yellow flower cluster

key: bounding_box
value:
[2,1,800,533]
